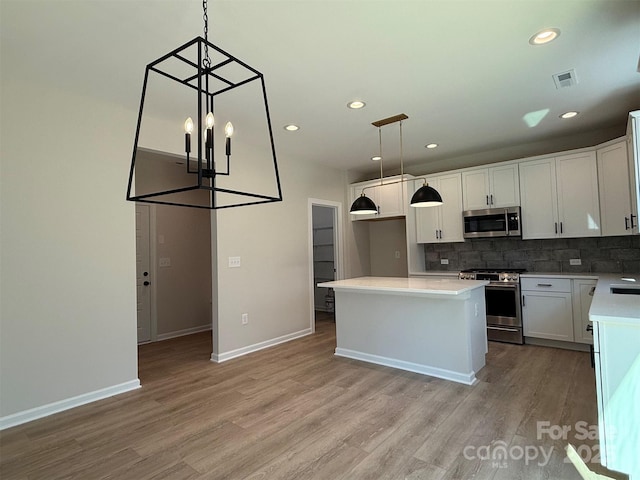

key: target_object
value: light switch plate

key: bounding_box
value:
[229,256,241,268]
[569,259,582,266]
[159,257,171,267]
[441,259,449,265]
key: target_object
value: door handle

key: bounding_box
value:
[144,281,150,286]
[560,222,563,234]
[555,222,558,234]
[490,194,494,205]
[625,216,630,230]
[631,214,637,229]
[537,283,553,287]
[486,195,489,206]
[522,295,525,307]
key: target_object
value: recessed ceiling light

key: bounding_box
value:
[529,28,561,45]
[347,101,366,109]
[560,111,579,119]
[284,124,299,131]
[425,143,438,149]
[371,156,382,161]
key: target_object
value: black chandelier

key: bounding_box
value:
[126,0,282,209]
[350,114,443,215]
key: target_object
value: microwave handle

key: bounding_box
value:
[505,210,509,236]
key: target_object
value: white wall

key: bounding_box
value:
[0,77,139,419]
[213,158,347,358]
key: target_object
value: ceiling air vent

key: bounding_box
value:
[553,69,578,89]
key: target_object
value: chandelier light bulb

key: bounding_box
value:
[225,122,234,138]
[184,117,194,134]
[206,112,215,129]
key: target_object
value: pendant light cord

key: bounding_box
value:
[202,0,212,68]
[378,127,383,186]
[399,120,404,179]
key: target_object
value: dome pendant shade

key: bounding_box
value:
[410,184,443,207]
[350,194,378,215]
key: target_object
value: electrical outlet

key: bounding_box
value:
[159,257,171,267]
[569,258,582,266]
[395,251,401,259]
[229,256,241,268]
[241,313,248,325]
[441,258,449,265]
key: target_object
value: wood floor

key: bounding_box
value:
[1,315,628,480]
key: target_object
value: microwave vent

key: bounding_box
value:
[553,69,578,89]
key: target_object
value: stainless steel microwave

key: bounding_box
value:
[462,207,521,238]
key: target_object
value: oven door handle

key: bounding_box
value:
[487,326,520,333]
[487,283,519,289]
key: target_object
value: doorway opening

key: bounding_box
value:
[134,149,213,347]
[308,199,343,332]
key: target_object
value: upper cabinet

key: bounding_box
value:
[349,175,413,221]
[415,173,464,243]
[598,140,636,236]
[626,111,640,234]
[462,164,520,210]
[519,152,601,239]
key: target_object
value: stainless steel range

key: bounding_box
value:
[459,268,525,344]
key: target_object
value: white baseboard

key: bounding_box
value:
[334,348,477,386]
[156,325,212,342]
[211,328,312,363]
[0,379,141,431]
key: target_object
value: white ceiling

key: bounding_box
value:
[2,0,639,178]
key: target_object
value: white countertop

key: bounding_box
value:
[318,276,489,296]
[589,274,640,325]
[521,272,599,280]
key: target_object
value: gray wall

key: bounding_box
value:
[424,236,640,274]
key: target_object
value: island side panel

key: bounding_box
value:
[333,289,487,385]
[466,287,488,373]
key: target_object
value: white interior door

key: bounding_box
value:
[135,205,152,343]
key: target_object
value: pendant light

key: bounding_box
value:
[349,114,443,215]
[410,181,443,207]
[126,0,282,210]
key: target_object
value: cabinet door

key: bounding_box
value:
[598,141,633,236]
[519,158,558,239]
[415,178,440,243]
[556,152,601,237]
[438,173,464,242]
[627,113,640,234]
[377,181,404,218]
[462,169,490,210]
[572,279,596,344]
[490,164,520,208]
[522,291,574,341]
[349,182,378,221]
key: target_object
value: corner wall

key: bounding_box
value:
[213,157,347,359]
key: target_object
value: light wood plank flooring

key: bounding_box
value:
[1,317,628,479]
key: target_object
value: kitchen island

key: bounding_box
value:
[317,276,489,385]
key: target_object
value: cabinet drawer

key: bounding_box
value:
[521,277,571,293]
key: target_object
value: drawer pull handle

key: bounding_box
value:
[537,283,553,287]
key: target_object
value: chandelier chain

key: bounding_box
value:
[202,0,211,68]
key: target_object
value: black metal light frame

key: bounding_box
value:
[126,36,283,209]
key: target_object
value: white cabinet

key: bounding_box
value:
[598,141,635,236]
[522,278,574,341]
[415,173,464,243]
[519,153,601,239]
[572,279,596,344]
[349,175,413,221]
[626,111,640,234]
[592,315,640,475]
[462,164,520,210]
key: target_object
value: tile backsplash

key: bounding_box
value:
[424,235,640,273]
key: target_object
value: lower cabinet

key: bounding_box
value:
[522,282,574,341]
[572,279,597,344]
[593,317,640,475]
